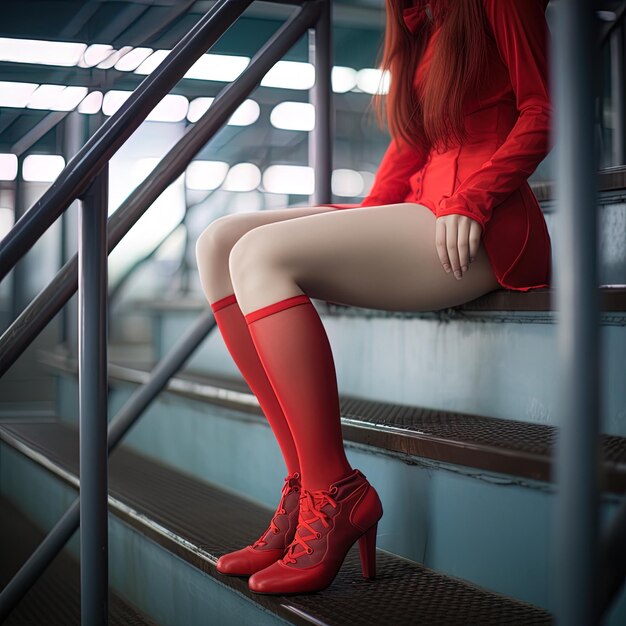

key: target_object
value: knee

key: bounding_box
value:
[195,214,250,269]
[228,225,280,287]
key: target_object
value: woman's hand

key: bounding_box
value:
[435,214,482,280]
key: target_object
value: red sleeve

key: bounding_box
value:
[436,0,553,231]
[359,136,429,207]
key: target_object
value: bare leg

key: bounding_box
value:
[228,202,500,314]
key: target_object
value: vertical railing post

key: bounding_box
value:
[61,111,86,354]
[309,0,332,205]
[552,1,602,625]
[78,164,109,626]
[611,20,625,165]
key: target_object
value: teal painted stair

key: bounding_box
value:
[34,334,626,623]
[0,418,557,626]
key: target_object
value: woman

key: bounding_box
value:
[194,0,553,595]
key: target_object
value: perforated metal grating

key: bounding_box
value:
[0,421,554,626]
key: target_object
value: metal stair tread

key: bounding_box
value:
[0,419,553,626]
[38,348,626,493]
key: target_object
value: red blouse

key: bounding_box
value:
[322,0,553,292]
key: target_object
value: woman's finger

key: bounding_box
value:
[469,220,482,264]
[445,217,462,279]
[435,217,451,273]
[457,217,471,275]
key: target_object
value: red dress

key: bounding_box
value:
[320,0,553,292]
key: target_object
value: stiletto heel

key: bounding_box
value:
[358,522,378,578]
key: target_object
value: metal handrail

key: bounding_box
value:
[0,0,324,379]
[0,1,331,622]
[0,0,254,282]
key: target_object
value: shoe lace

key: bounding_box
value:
[252,472,300,549]
[282,487,338,564]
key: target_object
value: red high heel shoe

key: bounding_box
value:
[247,468,383,594]
[216,471,301,576]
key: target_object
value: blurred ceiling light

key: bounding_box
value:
[103,90,188,122]
[22,154,65,182]
[27,84,64,109]
[359,170,376,195]
[222,163,261,192]
[78,91,103,114]
[331,169,364,197]
[270,102,314,131]
[261,60,314,90]
[262,165,314,195]
[0,37,85,66]
[52,86,89,111]
[0,154,18,181]
[79,44,113,68]
[331,66,358,93]
[97,46,133,70]
[134,50,172,74]
[147,94,189,122]
[228,99,260,126]
[114,47,153,72]
[27,84,88,111]
[186,160,229,190]
[185,53,249,82]
[187,97,259,126]
[356,68,390,95]
[187,97,213,123]
[0,81,38,108]
[102,90,132,116]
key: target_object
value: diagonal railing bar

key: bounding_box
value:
[0,0,253,283]
[0,0,323,379]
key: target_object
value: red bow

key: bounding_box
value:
[402,2,433,34]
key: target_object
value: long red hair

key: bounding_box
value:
[372,0,491,154]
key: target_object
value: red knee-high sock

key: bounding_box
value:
[210,294,300,476]
[244,294,353,493]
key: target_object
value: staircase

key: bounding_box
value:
[1,281,625,624]
[1,1,625,623]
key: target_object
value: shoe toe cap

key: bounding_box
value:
[217,547,284,576]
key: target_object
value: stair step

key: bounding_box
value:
[40,350,626,493]
[0,420,554,626]
[0,493,156,626]
[134,287,626,433]
[134,285,626,315]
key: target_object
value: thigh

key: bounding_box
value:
[238,202,501,312]
[196,204,340,254]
